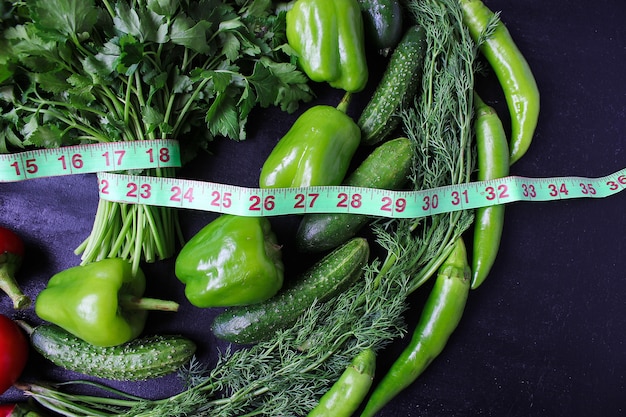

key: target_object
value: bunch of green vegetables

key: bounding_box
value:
[14,0,478,414]
[6,0,542,413]
[0,0,313,273]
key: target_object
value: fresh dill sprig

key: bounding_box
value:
[383,0,478,292]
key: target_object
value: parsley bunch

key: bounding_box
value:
[0,0,313,271]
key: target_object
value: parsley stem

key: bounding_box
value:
[133,206,144,274]
[107,205,134,258]
[98,85,126,124]
[101,0,115,19]
[16,105,109,143]
[172,76,211,135]
[29,96,110,121]
[123,74,133,128]
[142,204,166,260]
[164,94,177,134]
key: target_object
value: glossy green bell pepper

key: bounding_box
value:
[286,0,369,92]
[259,93,360,188]
[175,215,284,308]
[35,258,179,347]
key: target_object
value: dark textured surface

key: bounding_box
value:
[2,0,626,415]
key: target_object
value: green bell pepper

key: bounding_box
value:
[259,93,360,188]
[175,215,284,308]
[286,0,369,92]
[35,258,179,347]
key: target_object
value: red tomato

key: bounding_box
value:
[0,404,16,416]
[0,227,24,258]
[0,314,28,394]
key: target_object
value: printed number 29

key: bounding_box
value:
[381,196,406,213]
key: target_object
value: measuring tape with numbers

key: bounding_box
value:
[0,139,181,182]
[3,140,625,218]
[96,167,626,219]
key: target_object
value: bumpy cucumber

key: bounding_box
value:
[358,25,427,146]
[212,237,370,344]
[30,324,196,381]
[357,0,404,55]
[296,137,414,252]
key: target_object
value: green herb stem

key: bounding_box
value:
[171,76,212,136]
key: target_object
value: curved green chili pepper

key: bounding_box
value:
[359,238,470,417]
[460,0,540,164]
[308,348,376,417]
[471,92,509,289]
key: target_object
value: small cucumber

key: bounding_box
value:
[296,137,414,252]
[357,0,404,56]
[212,237,370,344]
[28,324,196,381]
[358,25,427,146]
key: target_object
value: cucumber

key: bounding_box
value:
[357,0,404,56]
[358,25,427,146]
[29,324,196,381]
[296,137,414,252]
[212,237,370,344]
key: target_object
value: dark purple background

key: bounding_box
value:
[2,0,626,415]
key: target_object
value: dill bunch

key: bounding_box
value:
[377,0,477,292]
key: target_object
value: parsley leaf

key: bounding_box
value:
[170,16,213,54]
[30,0,99,39]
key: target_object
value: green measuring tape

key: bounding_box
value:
[0,139,181,182]
[4,140,624,218]
[96,168,626,219]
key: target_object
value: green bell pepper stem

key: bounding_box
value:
[335,91,352,114]
[0,226,30,309]
[118,294,179,312]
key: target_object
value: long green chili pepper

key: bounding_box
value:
[471,92,509,289]
[359,238,471,417]
[307,348,376,417]
[459,0,540,164]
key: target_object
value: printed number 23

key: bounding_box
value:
[127,182,151,199]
